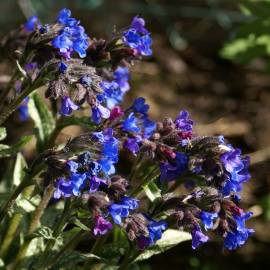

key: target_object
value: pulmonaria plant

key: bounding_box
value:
[0,8,253,270]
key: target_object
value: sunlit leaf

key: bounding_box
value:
[136,229,191,261]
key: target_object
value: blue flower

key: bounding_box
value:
[88,161,102,175]
[69,173,87,196]
[113,67,130,92]
[52,9,89,58]
[18,97,29,121]
[122,113,140,133]
[160,152,189,182]
[221,149,251,195]
[200,211,218,230]
[57,8,77,27]
[54,178,73,199]
[191,226,209,249]
[148,219,167,245]
[91,104,110,124]
[108,196,139,225]
[123,29,152,56]
[24,16,40,32]
[142,117,156,138]
[80,75,92,87]
[123,17,152,56]
[54,173,86,198]
[99,158,116,175]
[224,212,254,250]
[59,62,68,73]
[100,81,123,109]
[60,96,79,116]
[78,151,92,166]
[67,160,79,173]
[131,97,149,115]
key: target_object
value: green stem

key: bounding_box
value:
[82,235,108,270]
[9,184,55,270]
[118,250,141,270]
[44,116,65,149]
[0,177,33,224]
[0,77,43,126]
[129,166,159,197]
[46,230,86,269]
[37,199,72,269]
[0,71,19,110]
[0,185,35,258]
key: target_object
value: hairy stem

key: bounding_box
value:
[0,76,44,126]
[46,230,86,269]
[0,178,32,224]
[9,184,55,269]
[37,199,72,269]
[82,235,108,270]
[0,185,35,258]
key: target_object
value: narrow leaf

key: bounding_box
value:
[13,153,27,186]
[136,229,191,261]
[0,135,32,158]
[143,181,161,202]
[0,127,7,141]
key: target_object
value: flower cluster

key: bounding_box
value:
[16,9,253,254]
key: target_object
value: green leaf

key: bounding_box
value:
[136,229,191,261]
[143,181,161,202]
[0,127,7,141]
[13,153,27,186]
[57,116,97,130]
[0,135,32,158]
[28,92,55,149]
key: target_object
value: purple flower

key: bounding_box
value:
[91,104,110,124]
[60,96,79,116]
[124,138,140,155]
[131,16,149,35]
[175,110,193,132]
[93,215,112,236]
[191,226,209,249]
[89,176,107,192]
[24,16,40,32]
[221,149,244,174]
[160,152,188,182]
[200,211,218,230]
[109,106,124,121]
[54,178,74,199]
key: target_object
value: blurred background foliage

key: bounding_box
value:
[0,0,270,269]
